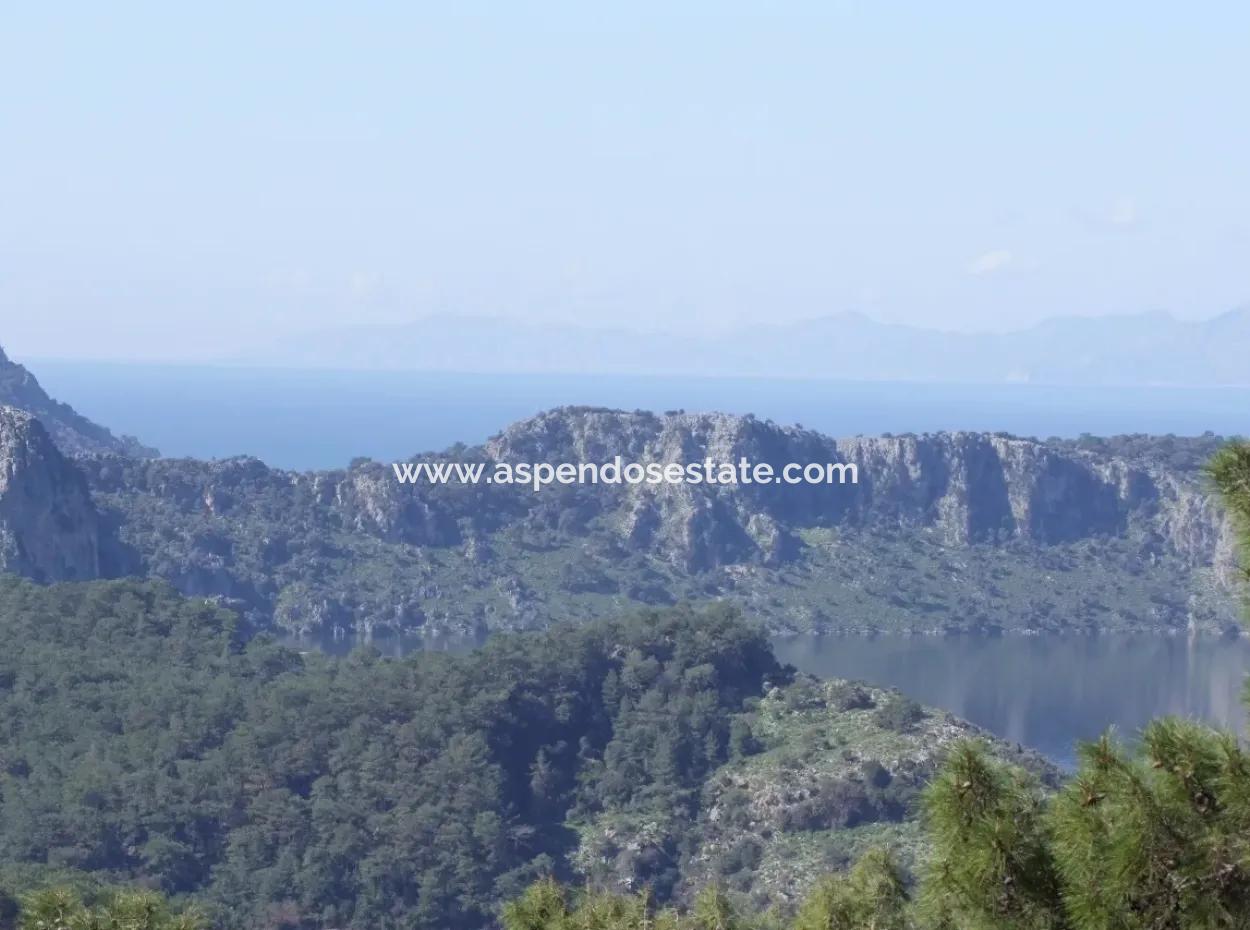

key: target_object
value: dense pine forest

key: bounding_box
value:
[0,579,795,928]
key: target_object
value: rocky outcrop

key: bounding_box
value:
[0,344,156,457]
[71,406,1238,635]
[0,406,102,582]
[488,409,1231,571]
[835,432,1176,545]
[574,675,1060,909]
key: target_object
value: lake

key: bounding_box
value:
[30,361,1250,470]
[774,634,1250,768]
[279,629,1250,768]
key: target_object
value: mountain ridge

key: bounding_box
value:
[0,344,157,457]
[50,405,1241,637]
[241,307,1250,386]
[0,348,1237,637]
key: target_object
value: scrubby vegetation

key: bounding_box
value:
[1060,430,1229,472]
[510,721,1250,929]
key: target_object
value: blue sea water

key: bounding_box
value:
[30,360,1250,471]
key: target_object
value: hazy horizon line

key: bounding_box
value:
[10,302,1250,368]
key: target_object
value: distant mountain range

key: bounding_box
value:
[249,307,1250,386]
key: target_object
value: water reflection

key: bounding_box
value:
[277,629,1250,767]
[772,635,1250,767]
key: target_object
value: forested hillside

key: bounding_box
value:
[41,408,1246,637]
[0,578,1045,930]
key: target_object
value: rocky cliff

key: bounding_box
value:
[0,345,156,457]
[487,408,1233,572]
[0,406,102,582]
[70,407,1239,636]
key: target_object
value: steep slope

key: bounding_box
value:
[487,409,1233,560]
[0,406,102,582]
[74,407,1238,636]
[0,344,156,457]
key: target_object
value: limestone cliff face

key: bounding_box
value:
[834,433,1185,546]
[486,409,1230,572]
[85,407,1230,578]
[324,465,473,547]
[487,409,843,570]
[0,406,101,582]
[75,406,1237,635]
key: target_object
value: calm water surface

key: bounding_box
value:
[281,630,1250,768]
[32,361,1250,470]
[773,634,1250,767]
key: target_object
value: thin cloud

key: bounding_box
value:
[967,249,1013,276]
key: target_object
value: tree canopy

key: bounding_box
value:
[0,580,782,929]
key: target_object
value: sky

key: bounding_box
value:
[2,2,1248,361]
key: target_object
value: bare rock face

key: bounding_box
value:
[835,433,1129,545]
[487,409,1230,571]
[487,408,844,570]
[73,405,1237,634]
[0,406,101,581]
[326,464,465,546]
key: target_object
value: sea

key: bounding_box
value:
[29,361,1250,470]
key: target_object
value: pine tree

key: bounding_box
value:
[918,742,1065,930]
[791,848,910,930]
[17,888,204,930]
[689,885,739,930]
[1049,722,1250,929]
[500,877,571,930]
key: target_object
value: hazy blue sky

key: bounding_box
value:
[2,3,1248,361]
